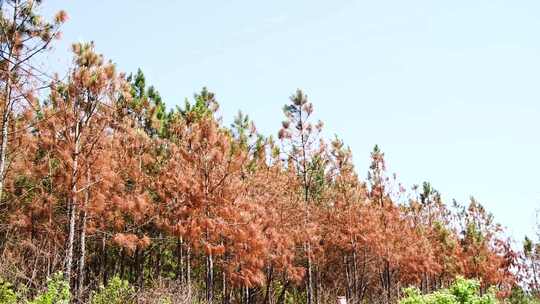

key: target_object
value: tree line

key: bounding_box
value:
[0,1,526,303]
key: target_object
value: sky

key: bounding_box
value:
[41,0,540,243]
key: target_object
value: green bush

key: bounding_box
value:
[27,272,70,304]
[400,277,497,304]
[90,276,134,304]
[0,277,18,304]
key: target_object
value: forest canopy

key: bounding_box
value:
[0,1,537,304]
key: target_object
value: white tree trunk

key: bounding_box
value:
[77,169,89,297]
[65,116,81,284]
[0,103,11,202]
[0,65,13,203]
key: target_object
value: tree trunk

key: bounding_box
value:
[119,249,126,278]
[101,236,108,285]
[243,286,249,304]
[345,255,351,302]
[0,103,11,203]
[0,41,13,203]
[314,265,320,304]
[222,269,228,304]
[176,237,183,281]
[358,256,367,302]
[136,248,144,286]
[77,175,89,299]
[206,253,214,303]
[352,250,358,304]
[264,266,274,304]
[186,246,191,295]
[65,199,77,284]
[383,260,391,304]
[306,244,313,304]
[65,112,81,284]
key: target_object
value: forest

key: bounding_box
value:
[0,1,539,304]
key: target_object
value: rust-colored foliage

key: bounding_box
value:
[0,3,518,303]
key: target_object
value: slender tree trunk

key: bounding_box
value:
[77,171,89,299]
[384,261,391,304]
[359,249,367,302]
[222,269,229,304]
[186,246,192,296]
[345,255,351,302]
[206,253,214,303]
[119,249,126,278]
[0,103,11,203]
[65,199,77,283]
[306,243,313,304]
[264,266,274,304]
[243,286,249,304]
[352,250,358,304]
[297,103,313,304]
[130,248,136,280]
[101,236,108,284]
[0,41,13,203]
[65,112,81,284]
[176,237,184,281]
[314,265,320,304]
[136,248,144,286]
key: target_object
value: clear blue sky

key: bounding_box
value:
[42,1,540,243]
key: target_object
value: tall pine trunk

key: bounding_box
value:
[306,243,313,304]
[77,171,89,298]
[0,32,15,204]
[222,269,229,304]
[176,237,183,281]
[264,266,273,304]
[206,253,214,303]
[352,249,358,304]
[186,246,192,296]
[65,110,81,284]
[0,103,11,203]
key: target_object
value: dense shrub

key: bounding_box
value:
[90,276,135,304]
[400,277,497,304]
[27,272,70,304]
[0,277,17,304]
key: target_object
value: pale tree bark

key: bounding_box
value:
[176,236,184,281]
[345,255,351,301]
[186,246,192,296]
[0,81,12,202]
[306,243,313,304]
[222,269,227,304]
[206,253,214,303]
[77,168,90,298]
[264,265,273,304]
[65,103,81,283]
[352,249,358,304]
